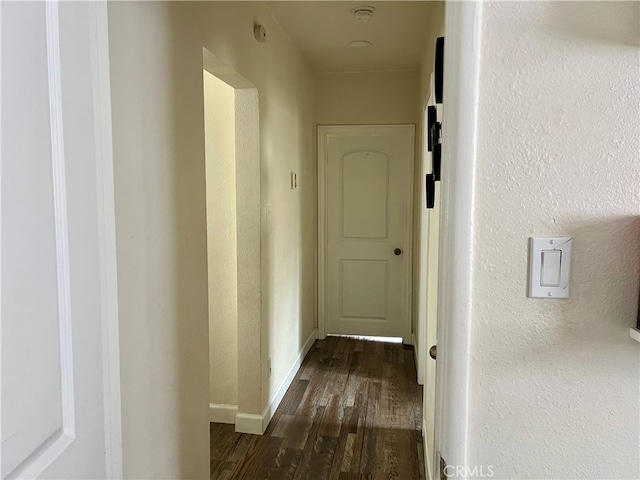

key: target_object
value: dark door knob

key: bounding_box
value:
[429,345,437,360]
[394,248,402,256]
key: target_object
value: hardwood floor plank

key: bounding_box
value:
[339,432,357,473]
[319,394,342,438]
[417,437,426,479]
[272,414,295,438]
[210,338,425,480]
[282,379,310,416]
[344,351,362,408]
[338,474,372,480]
[291,405,327,478]
[359,381,381,475]
[296,435,339,480]
[347,385,369,475]
[327,407,353,480]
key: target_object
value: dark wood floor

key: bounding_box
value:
[210,336,425,480]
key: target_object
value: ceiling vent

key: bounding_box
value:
[352,6,376,23]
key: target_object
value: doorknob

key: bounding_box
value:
[394,248,402,256]
[429,345,437,360]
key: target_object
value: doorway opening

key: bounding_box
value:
[202,48,263,433]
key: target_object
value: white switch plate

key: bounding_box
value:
[528,237,572,299]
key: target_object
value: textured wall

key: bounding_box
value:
[108,1,315,477]
[469,2,640,478]
[204,72,238,407]
[186,2,317,410]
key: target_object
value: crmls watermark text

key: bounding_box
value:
[443,465,495,478]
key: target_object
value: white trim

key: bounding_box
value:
[412,332,423,385]
[317,125,415,343]
[630,327,640,343]
[424,424,433,480]
[433,2,483,479]
[47,0,75,441]
[9,4,76,478]
[90,2,124,478]
[0,0,3,472]
[209,404,238,424]
[416,91,433,390]
[404,126,416,345]
[234,413,263,436]
[317,127,328,340]
[261,328,317,431]
[235,328,318,435]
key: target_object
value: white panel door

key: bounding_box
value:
[2,1,121,479]
[322,126,414,339]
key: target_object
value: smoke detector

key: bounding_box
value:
[352,6,376,23]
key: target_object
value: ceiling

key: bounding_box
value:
[266,1,442,74]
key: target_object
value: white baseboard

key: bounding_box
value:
[413,332,425,385]
[260,327,318,432]
[423,412,433,480]
[425,438,433,480]
[235,328,318,435]
[412,332,418,368]
[209,404,238,424]
[235,413,263,435]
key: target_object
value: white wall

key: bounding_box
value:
[468,2,640,478]
[108,2,209,478]
[414,4,445,360]
[204,72,238,407]
[315,70,419,125]
[108,1,315,477]
[414,8,444,473]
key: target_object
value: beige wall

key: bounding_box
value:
[315,70,419,125]
[204,72,238,407]
[417,1,445,112]
[108,1,315,477]
[469,2,640,478]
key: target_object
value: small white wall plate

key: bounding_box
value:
[528,237,572,299]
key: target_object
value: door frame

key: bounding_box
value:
[317,124,415,344]
[433,2,483,479]
[90,2,124,477]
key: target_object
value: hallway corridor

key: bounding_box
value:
[210,336,425,480]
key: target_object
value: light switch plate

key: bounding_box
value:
[528,237,572,299]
